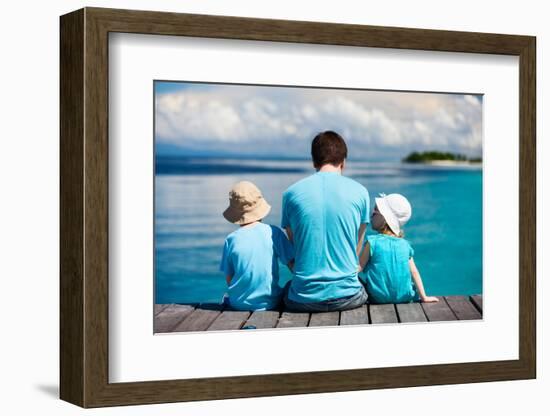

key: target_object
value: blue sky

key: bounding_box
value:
[154,81,482,161]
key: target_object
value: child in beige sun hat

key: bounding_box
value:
[222,181,272,224]
[220,181,295,311]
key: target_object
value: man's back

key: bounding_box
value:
[282,171,370,303]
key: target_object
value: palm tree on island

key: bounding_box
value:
[403,151,482,165]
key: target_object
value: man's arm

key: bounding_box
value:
[285,227,294,244]
[277,226,294,271]
[225,275,233,285]
[287,259,295,272]
[356,223,367,257]
[359,241,370,271]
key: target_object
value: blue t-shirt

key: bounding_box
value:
[220,223,294,311]
[281,171,369,303]
[362,233,417,304]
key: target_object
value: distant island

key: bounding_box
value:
[403,151,482,165]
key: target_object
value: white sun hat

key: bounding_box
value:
[374,193,412,236]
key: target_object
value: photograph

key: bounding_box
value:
[55,6,537,408]
[153,81,484,333]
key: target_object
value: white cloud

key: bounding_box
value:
[155,84,483,158]
[464,94,482,108]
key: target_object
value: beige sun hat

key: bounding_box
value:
[374,193,412,237]
[223,181,272,225]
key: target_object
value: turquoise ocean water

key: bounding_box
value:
[155,158,482,304]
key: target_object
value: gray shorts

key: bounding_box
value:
[283,283,368,312]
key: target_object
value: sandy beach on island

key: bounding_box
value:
[422,160,482,168]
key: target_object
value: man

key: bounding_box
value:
[281,131,370,311]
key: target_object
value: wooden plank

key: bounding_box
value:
[207,311,251,331]
[421,297,457,321]
[172,304,223,332]
[369,304,398,324]
[276,312,310,328]
[340,306,369,325]
[396,303,428,323]
[445,296,482,320]
[309,312,340,327]
[243,311,280,329]
[470,295,483,313]
[154,304,171,316]
[154,304,196,333]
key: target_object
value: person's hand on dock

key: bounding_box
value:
[420,295,439,303]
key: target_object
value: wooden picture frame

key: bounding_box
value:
[60,7,536,408]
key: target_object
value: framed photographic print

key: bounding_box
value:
[60,7,536,408]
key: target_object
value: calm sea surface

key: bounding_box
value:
[155,158,482,304]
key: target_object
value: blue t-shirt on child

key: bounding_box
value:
[362,233,417,304]
[281,171,369,303]
[220,223,294,311]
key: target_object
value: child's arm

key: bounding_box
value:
[220,239,234,286]
[409,258,439,303]
[359,241,371,271]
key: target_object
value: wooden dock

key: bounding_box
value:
[154,295,482,333]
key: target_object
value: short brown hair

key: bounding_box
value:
[311,131,348,168]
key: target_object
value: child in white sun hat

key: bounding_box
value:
[220,181,295,311]
[359,193,438,304]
